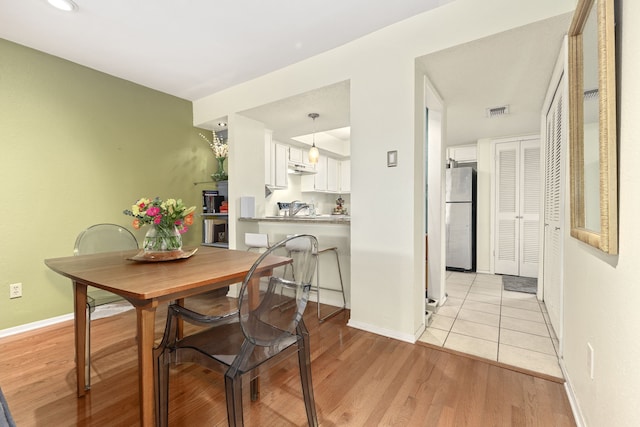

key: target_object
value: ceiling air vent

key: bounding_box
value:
[486,105,510,118]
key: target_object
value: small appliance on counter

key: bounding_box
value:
[332,196,347,215]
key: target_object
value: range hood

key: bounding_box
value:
[287,161,317,175]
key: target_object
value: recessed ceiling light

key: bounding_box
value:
[47,0,78,12]
[217,122,227,127]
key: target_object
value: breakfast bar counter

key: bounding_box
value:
[238,216,350,311]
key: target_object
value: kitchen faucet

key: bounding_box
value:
[289,200,309,216]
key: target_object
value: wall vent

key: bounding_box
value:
[486,105,510,118]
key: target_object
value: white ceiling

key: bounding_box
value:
[239,80,351,150]
[236,13,572,150]
[0,0,450,101]
[418,13,572,147]
[0,1,573,150]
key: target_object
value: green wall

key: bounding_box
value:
[0,38,216,329]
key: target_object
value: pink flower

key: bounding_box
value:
[153,215,162,224]
[178,226,188,234]
[174,219,182,226]
[146,206,160,217]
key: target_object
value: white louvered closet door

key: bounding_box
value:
[543,74,565,338]
[519,140,541,278]
[495,142,520,276]
[494,138,540,277]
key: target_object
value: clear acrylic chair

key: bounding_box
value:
[155,234,319,427]
[74,223,139,388]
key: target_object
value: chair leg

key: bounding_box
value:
[154,305,182,427]
[85,298,94,390]
[225,371,244,427]
[154,347,170,427]
[297,320,318,426]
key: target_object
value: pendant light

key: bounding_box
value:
[308,113,320,164]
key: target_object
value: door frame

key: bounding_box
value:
[425,74,446,307]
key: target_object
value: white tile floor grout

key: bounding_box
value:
[419,271,562,378]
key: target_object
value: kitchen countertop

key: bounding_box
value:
[239,215,350,225]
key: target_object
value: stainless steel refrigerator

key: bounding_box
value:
[445,167,476,271]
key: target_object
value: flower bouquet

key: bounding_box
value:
[124,197,196,252]
[200,131,228,181]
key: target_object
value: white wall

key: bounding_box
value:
[476,138,493,273]
[228,113,267,249]
[561,2,640,426]
[193,0,576,341]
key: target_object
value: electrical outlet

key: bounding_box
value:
[9,283,22,299]
[587,342,594,379]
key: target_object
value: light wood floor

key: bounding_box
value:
[0,294,576,426]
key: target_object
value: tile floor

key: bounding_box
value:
[419,271,562,378]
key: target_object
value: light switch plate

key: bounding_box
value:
[387,150,397,167]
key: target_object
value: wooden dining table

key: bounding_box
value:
[44,246,291,427]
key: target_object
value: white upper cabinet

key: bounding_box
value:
[289,146,303,163]
[290,146,315,166]
[340,159,351,193]
[314,155,328,191]
[447,144,477,164]
[301,155,326,192]
[273,142,288,188]
[264,131,288,189]
[327,157,339,192]
[264,131,273,185]
[301,155,349,194]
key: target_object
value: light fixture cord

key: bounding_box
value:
[309,113,319,146]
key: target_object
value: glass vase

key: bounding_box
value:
[211,156,228,182]
[143,224,182,252]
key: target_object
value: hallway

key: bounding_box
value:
[419,271,562,378]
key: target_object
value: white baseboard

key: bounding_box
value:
[0,313,74,339]
[559,358,587,427]
[347,319,416,344]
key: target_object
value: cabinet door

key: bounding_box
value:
[448,144,477,163]
[289,146,303,163]
[340,159,351,193]
[314,155,328,191]
[265,131,274,186]
[327,157,339,192]
[273,142,288,188]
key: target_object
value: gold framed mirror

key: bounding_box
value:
[568,0,618,254]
